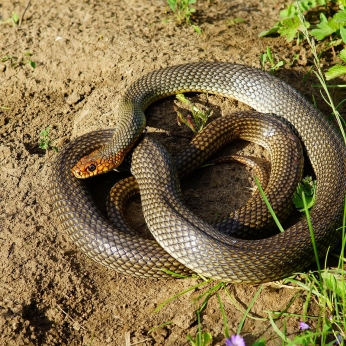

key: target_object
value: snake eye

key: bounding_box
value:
[88,164,96,172]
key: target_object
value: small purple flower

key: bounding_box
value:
[299,322,310,331]
[335,334,343,345]
[225,335,246,346]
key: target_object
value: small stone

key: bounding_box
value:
[0,64,6,72]
[66,91,82,105]
[0,145,11,160]
[151,327,167,344]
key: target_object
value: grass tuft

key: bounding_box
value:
[166,0,202,33]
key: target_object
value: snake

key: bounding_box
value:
[50,62,346,283]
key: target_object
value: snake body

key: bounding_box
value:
[51,62,346,283]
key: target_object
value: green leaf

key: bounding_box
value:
[339,48,346,62]
[279,0,327,19]
[260,53,267,67]
[334,10,346,23]
[328,38,343,46]
[258,25,279,37]
[293,177,316,212]
[289,334,314,346]
[12,12,19,25]
[325,65,346,80]
[192,24,201,34]
[266,46,273,63]
[277,16,303,42]
[321,272,346,297]
[168,0,176,12]
[186,332,212,346]
[328,16,342,31]
[340,25,346,44]
[40,127,50,137]
[227,17,245,26]
[201,332,212,345]
[274,60,285,69]
[279,3,296,19]
[310,13,338,40]
[253,339,266,346]
[29,60,36,68]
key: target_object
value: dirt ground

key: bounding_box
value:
[1,0,345,345]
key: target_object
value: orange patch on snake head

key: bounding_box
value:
[72,149,127,179]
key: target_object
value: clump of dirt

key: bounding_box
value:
[1,0,344,345]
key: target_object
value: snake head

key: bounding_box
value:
[72,148,127,179]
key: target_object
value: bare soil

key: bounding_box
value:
[1,1,345,345]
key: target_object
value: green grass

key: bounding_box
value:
[148,2,346,345]
[260,47,286,72]
[166,0,202,33]
[2,52,36,69]
[0,11,19,26]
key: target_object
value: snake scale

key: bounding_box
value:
[50,62,346,283]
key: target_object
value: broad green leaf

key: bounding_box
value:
[293,177,316,211]
[341,25,346,44]
[328,16,342,31]
[334,10,346,23]
[339,48,346,62]
[277,16,301,42]
[280,3,296,19]
[325,65,346,80]
[321,271,346,298]
[310,13,337,40]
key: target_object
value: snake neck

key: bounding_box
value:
[106,101,147,156]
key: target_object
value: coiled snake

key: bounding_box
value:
[50,62,346,283]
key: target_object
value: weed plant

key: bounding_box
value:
[39,126,58,152]
[167,0,201,33]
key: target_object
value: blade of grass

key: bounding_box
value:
[254,176,284,233]
[217,293,229,338]
[237,285,264,334]
[154,280,210,312]
[301,191,321,274]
